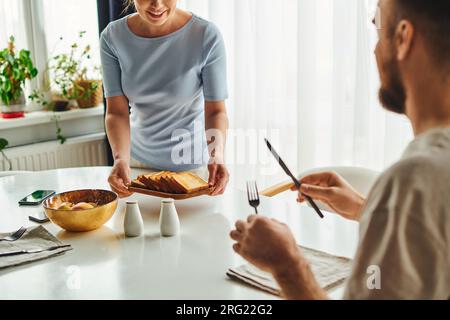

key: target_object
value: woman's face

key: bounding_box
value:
[134,0,178,26]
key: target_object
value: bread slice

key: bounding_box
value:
[158,172,175,193]
[165,175,185,194]
[132,171,209,194]
[138,173,158,190]
[171,172,209,193]
[149,171,171,192]
[130,178,147,189]
[158,172,178,193]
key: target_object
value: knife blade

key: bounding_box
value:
[264,138,324,218]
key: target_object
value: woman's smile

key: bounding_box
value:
[146,8,168,21]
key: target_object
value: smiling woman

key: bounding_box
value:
[101,0,230,198]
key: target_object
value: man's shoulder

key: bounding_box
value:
[380,153,444,187]
[363,152,449,224]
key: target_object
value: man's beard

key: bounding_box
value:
[378,56,406,114]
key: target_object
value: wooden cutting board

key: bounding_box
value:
[128,186,214,200]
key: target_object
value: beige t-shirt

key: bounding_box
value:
[344,127,450,299]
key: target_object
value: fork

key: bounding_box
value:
[0,226,27,242]
[246,181,260,214]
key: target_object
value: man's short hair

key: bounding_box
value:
[393,0,450,69]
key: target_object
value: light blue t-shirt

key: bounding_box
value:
[100,14,228,171]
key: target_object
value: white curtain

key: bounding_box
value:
[0,0,33,104]
[0,1,28,49]
[180,0,413,190]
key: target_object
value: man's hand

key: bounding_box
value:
[293,171,365,221]
[108,159,133,198]
[208,158,229,196]
[230,215,301,274]
[230,215,328,299]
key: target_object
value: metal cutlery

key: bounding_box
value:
[0,244,72,257]
[246,181,260,214]
[264,138,324,218]
[0,226,27,242]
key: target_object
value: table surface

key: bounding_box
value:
[0,167,359,300]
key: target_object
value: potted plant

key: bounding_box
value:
[0,138,12,170]
[0,36,38,118]
[50,31,102,109]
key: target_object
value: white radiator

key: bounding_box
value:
[0,133,108,171]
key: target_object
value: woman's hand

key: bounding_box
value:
[208,159,229,196]
[204,101,229,196]
[293,171,366,221]
[108,159,133,198]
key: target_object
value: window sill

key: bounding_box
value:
[0,105,104,129]
[0,105,105,148]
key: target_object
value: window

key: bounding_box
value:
[41,0,101,78]
[0,0,101,107]
[0,1,28,49]
[0,0,104,151]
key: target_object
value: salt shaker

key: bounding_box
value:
[124,201,144,237]
[159,198,180,237]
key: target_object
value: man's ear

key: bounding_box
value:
[395,20,415,61]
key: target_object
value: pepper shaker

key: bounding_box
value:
[124,201,144,237]
[159,198,180,237]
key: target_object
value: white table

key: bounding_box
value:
[0,167,359,299]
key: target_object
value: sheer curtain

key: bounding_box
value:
[0,1,28,51]
[180,0,413,190]
[0,0,33,106]
[296,0,413,173]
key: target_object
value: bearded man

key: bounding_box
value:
[230,0,450,299]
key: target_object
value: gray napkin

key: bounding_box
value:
[227,246,352,296]
[0,226,72,270]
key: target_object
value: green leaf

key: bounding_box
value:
[19,50,30,60]
[30,67,38,78]
[3,79,11,92]
[12,68,20,80]
[0,138,8,151]
[7,55,14,65]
